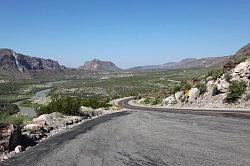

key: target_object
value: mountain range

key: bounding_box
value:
[0,43,249,80]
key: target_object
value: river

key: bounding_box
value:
[16,88,51,118]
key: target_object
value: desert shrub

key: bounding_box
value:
[196,82,207,95]
[211,68,224,80]
[36,96,111,116]
[170,84,181,94]
[144,98,151,105]
[81,98,111,109]
[224,73,232,82]
[20,100,45,109]
[151,98,161,105]
[36,96,81,116]
[0,100,19,115]
[212,85,220,96]
[182,83,192,91]
[225,81,247,103]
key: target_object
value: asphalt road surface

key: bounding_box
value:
[3,110,250,166]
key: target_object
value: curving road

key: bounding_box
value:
[2,100,250,166]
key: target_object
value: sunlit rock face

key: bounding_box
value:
[0,48,66,73]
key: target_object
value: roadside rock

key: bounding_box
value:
[175,91,183,102]
[14,145,22,154]
[206,80,215,93]
[188,88,200,102]
[163,95,176,106]
[232,59,250,81]
[215,78,229,93]
[24,124,43,131]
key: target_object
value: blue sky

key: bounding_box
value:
[0,0,249,68]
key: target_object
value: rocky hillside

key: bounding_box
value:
[0,49,65,72]
[79,59,122,72]
[136,43,250,109]
[130,56,230,71]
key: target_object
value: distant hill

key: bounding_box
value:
[129,56,230,71]
[0,49,66,80]
[79,59,122,72]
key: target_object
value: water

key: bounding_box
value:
[16,88,51,118]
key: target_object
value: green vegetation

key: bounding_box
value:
[208,68,224,80]
[212,85,220,96]
[81,98,111,109]
[182,83,192,91]
[19,100,45,109]
[231,53,250,64]
[36,96,112,116]
[224,73,232,82]
[36,96,82,116]
[170,84,181,94]
[196,82,207,95]
[5,113,32,126]
[225,81,247,103]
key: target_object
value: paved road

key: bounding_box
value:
[3,109,250,166]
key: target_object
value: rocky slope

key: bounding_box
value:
[130,56,230,71]
[136,43,250,109]
[79,59,122,72]
[0,49,65,76]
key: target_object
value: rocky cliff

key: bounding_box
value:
[0,49,65,73]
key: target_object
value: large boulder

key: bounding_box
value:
[175,91,183,102]
[188,88,200,102]
[0,124,22,152]
[24,124,43,131]
[215,78,230,93]
[162,95,176,106]
[232,59,250,81]
[206,80,215,93]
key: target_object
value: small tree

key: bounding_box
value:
[225,81,247,102]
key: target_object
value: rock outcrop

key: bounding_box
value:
[79,59,121,72]
[0,48,66,73]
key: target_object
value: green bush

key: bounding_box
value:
[81,98,111,109]
[225,81,247,102]
[0,100,19,115]
[36,96,81,116]
[36,96,111,116]
[224,73,232,82]
[182,83,192,91]
[144,98,150,104]
[151,98,161,105]
[211,68,224,80]
[196,82,207,95]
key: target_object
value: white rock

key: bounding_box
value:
[163,95,176,105]
[232,59,250,81]
[175,91,183,102]
[33,114,50,125]
[188,88,200,102]
[215,78,230,93]
[24,124,43,131]
[206,80,215,92]
[14,145,22,154]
